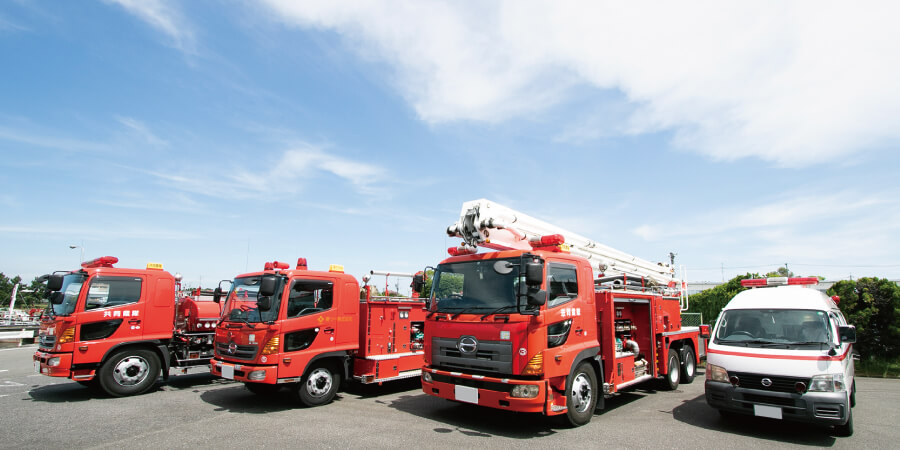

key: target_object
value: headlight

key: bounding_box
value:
[47,357,61,367]
[808,374,845,392]
[510,385,540,398]
[422,371,433,383]
[706,363,729,383]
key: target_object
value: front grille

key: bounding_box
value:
[215,342,259,361]
[432,337,512,374]
[815,405,842,418]
[742,393,798,407]
[731,372,810,394]
[39,334,56,349]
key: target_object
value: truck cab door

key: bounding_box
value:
[279,279,338,378]
[73,275,146,365]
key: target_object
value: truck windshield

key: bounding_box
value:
[714,309,834,348]
[222,276,284,324]
[430,258,520,313]
[49,273,86,317]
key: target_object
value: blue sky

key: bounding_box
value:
[2,1,899,291]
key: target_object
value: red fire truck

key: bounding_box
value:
[209,260,425,406]
[420,200,702,426]
[33,257,219,397]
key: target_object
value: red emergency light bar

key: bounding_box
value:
[296,258,308,270]
[264,261,290,270]
[740,277,819,288]
[448,246,477,256]
[81,256,118,269]
[529,234,566,246]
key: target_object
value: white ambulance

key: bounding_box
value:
[704,277,857,436]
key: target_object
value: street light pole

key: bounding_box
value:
[69,241,84,263]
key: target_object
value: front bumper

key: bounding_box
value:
[210,358,280,384]
[421,367,556,414]
[33,351,73,378]
[705,380,850,425]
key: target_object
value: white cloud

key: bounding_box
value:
[0,124,108,152]
[104,0,196,54]
[633,191,887,241]
[116,116,168,147]
[258,1,900,167]
[149,145,387,199]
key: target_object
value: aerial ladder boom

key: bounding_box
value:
[446,199,680,291]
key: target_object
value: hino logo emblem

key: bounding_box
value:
[761,378,773,387]
[227,342,237,355]
[457,336,478,355]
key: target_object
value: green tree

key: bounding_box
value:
[686,273,758,324]
[765,267,794,277]
[828,278,900,358]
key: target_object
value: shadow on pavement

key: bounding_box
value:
[27,382,99,403]
[199,383,302,413]
[672,394,838,446]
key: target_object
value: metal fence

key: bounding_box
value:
[681,312,703,327]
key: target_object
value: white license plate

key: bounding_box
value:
[754,404,782,419]
[221,364,234,380]
[454,385,478,404]
[34,360,39,373]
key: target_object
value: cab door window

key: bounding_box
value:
[84,277,142,311]
[547,264,578,308]
[286,280,333,318]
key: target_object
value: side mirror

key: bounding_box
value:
[838,325,857,344]
[49,291,64,305]
[412,274,425,293]
[527,289,547,307]
[525,262,543,286]
[259,275,278,297]
[47,274,64,292]
[699,324,711,339]
[256,296,272,312]
[213,287,223,304]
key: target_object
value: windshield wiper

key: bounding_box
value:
[480,305,517,320]
[227,315,256,329]
[448,307,483,319]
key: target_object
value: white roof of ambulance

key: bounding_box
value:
[724,285,837,311]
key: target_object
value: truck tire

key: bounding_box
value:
[834,407,854,437]
[563,362,597,427]
[662,349,680,390]
[97,348,160,397]
[680,346,696,384]
[244,382,281,396]
[850,380,856,408]
[295,363,340,407]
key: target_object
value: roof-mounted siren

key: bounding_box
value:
[82,256,118,269]
[740,277,820,288]
[264,261,290,271]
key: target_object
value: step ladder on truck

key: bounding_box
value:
[418,199,705,426]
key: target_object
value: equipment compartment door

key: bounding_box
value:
[280,279,339,377]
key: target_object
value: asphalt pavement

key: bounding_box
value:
[0,345,897,449]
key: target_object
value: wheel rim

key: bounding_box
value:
[112,356,150,386]
[684,353,695,377]
[570,372,593,413]
[669,356,679,384]
[305,368,333,398]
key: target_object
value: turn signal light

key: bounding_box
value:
[521,353,543,376]
[261,337,280,355]
[57,327,76,345]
